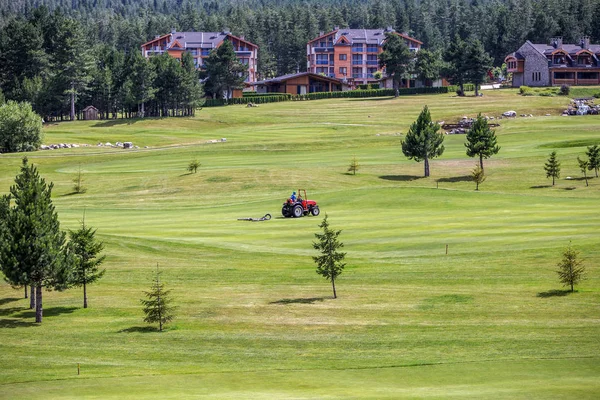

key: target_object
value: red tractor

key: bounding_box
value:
[282,189,320,218]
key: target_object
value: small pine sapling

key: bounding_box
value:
[471,164,486,190]
[348,156,360,175]
[577,156,589,186]
[188,159,201,174]
[544,151,561,186]
[312,215,346,299]
[141,264,176,331]
[556,242,585,292]
[73,164,87,193]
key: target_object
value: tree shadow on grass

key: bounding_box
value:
[437,175,471,183]
[379,175,423,182]
[18,306,78,319]
[530,185,552,189]
[563,186,577,191]
[0,318,37,328]
[270,297,328,305]
[0,297,22,306]
[0,307,26,317]
[119,326,159,333]
[536,289,572,298]
[92,119,141,128]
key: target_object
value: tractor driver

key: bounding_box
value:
[290,191,297,202]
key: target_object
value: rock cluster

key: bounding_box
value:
[40,143,85,150]
[562,99,600,116]
[97,141,139,149]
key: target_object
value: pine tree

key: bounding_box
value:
[577,156,589,187]
[556,242,585,292]
[414,49,443,87]
[443,34,468,94]
[312,215,346,299]
[67,217,106,308]
[472,164,486,190]
[72,164,86,194]
[141,265,176,331]
[0,157,72,323]
[465,114,500,171]
[204,40,247,99]
[401,105,445,177]
[464,37,493,96]
[128,51,157,118]
[544,151,561,186]
[378,32,413,96]
[347,156,359,175]
[585,144,599,178]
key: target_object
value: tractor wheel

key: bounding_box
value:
[282,206,291,218]
[310,206,320,216]
[292,205,304,218]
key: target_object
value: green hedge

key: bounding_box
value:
[242,92,293,99]
[204,84,475,107]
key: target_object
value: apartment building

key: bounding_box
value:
[141,29,258,83]
[306,27,422,87]
[506,37,600,87]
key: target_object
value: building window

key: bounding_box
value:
[339,54,347,61]
[352,43,363,52]
[339,67,347,75]
[352,54,363,65]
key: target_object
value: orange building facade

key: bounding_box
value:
[141,30,258,83]
[306,27,422,87]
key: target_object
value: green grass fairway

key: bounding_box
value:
[1,89,599,398]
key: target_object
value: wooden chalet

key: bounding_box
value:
[506,37,600,87]
[141,30,258,83]
[250,72,348,95]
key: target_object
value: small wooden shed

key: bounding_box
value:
[82,105,99,120]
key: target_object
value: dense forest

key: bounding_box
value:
[1,0,600,119]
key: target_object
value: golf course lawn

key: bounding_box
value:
[1,89,599,398]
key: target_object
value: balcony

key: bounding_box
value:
[366,47,378,53]
[352,60,364,65]
[235,50,253,56]
[313,46,334,52]
[201,50,211,56]
[316,60,333,65]
[352,73,375,79]
[366,60,378,66]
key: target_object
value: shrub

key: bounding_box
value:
[559,84,570,96]
[519,86,532,96]
[0,101,43,153]
[593,92,600,99]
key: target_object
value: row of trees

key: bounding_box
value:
[380,33,493,95]
[545,145,600,186]
[401,107,500,177]
[0,158,106,322]
[0,9,206,120]
[3,0,600,73]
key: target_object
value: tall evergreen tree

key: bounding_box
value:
[0,158,72,323]
[414,49,443,87]
[204,40,246,99]
[128,51,157,118]
[443,34,467,94]
[67,218,106,309]
[51,16,93,120]
[464,37,493,96]
[379,32,413,96]
[312,215,346,299]
[401,105,445,177]
[465,114,500,171]
[544,151,561,186]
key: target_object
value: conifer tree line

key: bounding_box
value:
[2,0,600,118]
